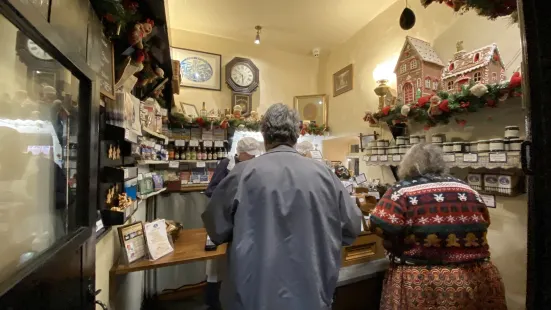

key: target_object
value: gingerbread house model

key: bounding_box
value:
[442,42,506,92]
[394,36,445,106]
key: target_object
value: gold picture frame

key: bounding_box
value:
[293,94,328,126]
[333,64,353,97]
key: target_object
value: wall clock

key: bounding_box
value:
[16,31,58,70]
[225,57,259,93]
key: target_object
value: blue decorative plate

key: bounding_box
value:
[180,57,213,83]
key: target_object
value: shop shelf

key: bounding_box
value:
[102,166,138,182]
[137,187,167,200]
[142,127,169,144]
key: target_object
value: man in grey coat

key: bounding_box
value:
[202,103,362,310]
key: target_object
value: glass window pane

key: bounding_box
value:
[0,14,79,282]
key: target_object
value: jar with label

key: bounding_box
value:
[509,138,522,151]
[365,148,373,155]
[396,136,408,145]
[409,135,420,144]
[388,146,398,155]
[367,141,377,148]
[489,139,505,152]
[431,134,446,144]
[443,142,454,153]
[464,143,471,153]
[477,140,490,153]
[469,142,478,153]
[372,147,380,155]
[399,145,409,154]
[505,126,520,138]
[379,147,387,155]
[453,142,464,153]
[376,140,389,147]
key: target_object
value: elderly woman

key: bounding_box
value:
[369,143,507,310]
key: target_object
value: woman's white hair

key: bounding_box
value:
[398,142,447,179]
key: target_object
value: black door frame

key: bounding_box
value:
[0,0,99,305]
[519,0,551,308]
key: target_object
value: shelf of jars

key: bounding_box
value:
[363,151,521,169]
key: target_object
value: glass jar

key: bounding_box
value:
[470,142,478,153]
[376,139,389,147]
[367,141,377,148]
[505,126,520,138]
[396,136,408,145]
[477,140,490,152]
[409,135,420,144]
[431,134,446,143]
[365,148,373,155]
[452,142,464,153]
[399,145,409,154]
[489,139,505,152]
[443,142,454,153]
[509,138,522,151]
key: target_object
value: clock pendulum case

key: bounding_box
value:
[225,57,259,116]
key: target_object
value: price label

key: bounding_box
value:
[370,155,378,162]
[379,155,388,162]
[189,139,199,147]
[463,153,478,163]
[443,154,456,162]
[95,219,104,232]
[169,161,180,168]
[175,140,186,147]
[214,140,224,147]
[203,140,213,147]
[392,155,401,162]
[123,168,129,179]
[154,144,161,151]
[192,179,201,184]
[196,161,206,168]
[480,194,496,208]
[489,153,507,163]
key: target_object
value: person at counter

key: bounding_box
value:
[204,136,261,198]
[368,143,507,310]
[202,103,361,310]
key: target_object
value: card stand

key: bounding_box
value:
[100,140,123,167]
[100,209,125,226]
[103,166,138,182]
[104,124,139,144]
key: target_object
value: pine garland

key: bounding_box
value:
[421,0,518,21]
[372,76,522,128]
[169,113,328,136]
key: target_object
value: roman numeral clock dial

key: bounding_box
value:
[225,57,259,94]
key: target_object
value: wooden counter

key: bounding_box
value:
[111,228,226,275]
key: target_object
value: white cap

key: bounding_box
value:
[296,141,314,156]
[236,137,261,156]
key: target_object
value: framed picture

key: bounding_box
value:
[333,64,354,97]
[171,47,222,91]
[232,92,252,116]
[293,94,328,125]
[180,102,199,118]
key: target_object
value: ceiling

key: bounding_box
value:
[167,0,398,55]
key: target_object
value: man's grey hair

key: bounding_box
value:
[398,142,447,179]
[261,103,300,146]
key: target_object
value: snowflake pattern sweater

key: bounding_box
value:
[369,174,491,264]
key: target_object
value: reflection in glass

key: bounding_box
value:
[0,14,78,283]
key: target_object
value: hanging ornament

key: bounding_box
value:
[400,0,416,30]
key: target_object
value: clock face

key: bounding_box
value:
[230,64,254,87]
[27,39,53,61]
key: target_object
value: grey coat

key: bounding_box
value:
[202,145,362,310]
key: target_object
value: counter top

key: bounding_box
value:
[337,258,389,287]
[111,228,226,275]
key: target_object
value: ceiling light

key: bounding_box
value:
[254,25,262,45]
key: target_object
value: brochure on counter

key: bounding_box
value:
[118,219,175,265]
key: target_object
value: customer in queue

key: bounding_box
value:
[203,136,261,310]
[202,103,362,310]
[368,143,507,310]
[204,136,261,198]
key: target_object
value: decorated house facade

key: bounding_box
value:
[441,42,506,92]
[395,36,445,105]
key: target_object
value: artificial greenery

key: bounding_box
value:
[421,0,518,22]
[373,77,522,128]
[169,113,328,136]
